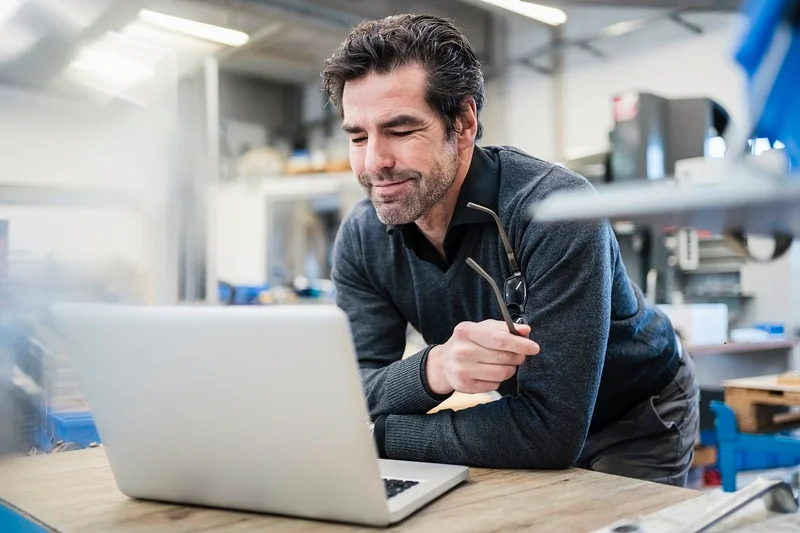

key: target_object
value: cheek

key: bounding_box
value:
[400,138,439,171]
[349,144,365,172]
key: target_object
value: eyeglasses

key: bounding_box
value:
[464,202,528,335]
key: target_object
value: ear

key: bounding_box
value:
[454,97,478,150]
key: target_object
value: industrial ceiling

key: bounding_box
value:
[0,0,742,101]
[544,0,740,10]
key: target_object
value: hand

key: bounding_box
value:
[425,320,540,396]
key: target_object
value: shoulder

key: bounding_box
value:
[486,145,612,253]
[486,145,596,206]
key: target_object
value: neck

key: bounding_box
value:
[416,145,474,256]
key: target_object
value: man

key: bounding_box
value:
[323,14,699,486]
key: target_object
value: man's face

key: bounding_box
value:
[341,63,459,225]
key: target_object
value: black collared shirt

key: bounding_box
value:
[387,148,500,271]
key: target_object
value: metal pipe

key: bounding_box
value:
[551,25,565,162]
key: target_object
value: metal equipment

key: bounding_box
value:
[530,0,800,259]
[594,477,799,533]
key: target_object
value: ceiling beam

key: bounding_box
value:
[238,0,363,29]
[0,1,145,90]
[530,0,741,11]
[668,11,704,34]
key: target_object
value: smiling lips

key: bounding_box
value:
[372,179,414,195]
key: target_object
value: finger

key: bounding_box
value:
[475,347,528,366]
[481,319,531,337]
[471,363,518,384]
[470,323,540,355]
[455,379,503,395]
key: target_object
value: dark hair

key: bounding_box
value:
[321,14,485,140]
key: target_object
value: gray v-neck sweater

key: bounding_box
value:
[331,145,680,469]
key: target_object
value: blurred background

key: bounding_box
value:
[0,0,796,489]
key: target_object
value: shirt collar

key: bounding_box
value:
[385,146,500,235]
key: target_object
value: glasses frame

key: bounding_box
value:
[464,202,528,335]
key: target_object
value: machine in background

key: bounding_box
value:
[564,91,732,306]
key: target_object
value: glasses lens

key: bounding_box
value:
[512,314,527,326]
[504,275,526,307]
[507,303,526,326]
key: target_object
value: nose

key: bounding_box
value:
[364,137,395,175]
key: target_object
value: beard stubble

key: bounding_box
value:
[358,141,459,225]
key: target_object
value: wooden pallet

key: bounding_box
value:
[723,373,800,433]
[692,445,717,468]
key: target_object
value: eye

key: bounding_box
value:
[351,137,367,144]
[392,131,413,137]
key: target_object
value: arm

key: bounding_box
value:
[331,214,448,418]
[380,204,613,469]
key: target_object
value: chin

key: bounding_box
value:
[374,205,417,226]
[376,212,414,226]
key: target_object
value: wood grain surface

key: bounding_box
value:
[723,374,800,393]
[0,448,701,533]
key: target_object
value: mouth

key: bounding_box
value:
[372,179,413,194]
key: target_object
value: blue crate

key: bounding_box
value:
[47,411,100,448]
[217,282,269,305]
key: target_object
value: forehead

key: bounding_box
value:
[341,63,432,125]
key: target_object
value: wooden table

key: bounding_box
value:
[0,448,700,533]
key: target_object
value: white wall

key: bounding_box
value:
[0,81,179,303]
[496,9,747,161]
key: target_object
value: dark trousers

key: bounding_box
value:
[578,351,700,487]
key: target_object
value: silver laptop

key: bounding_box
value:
[50,303,468,527]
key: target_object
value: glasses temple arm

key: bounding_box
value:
[467,202,521,275]
[465,258,519,336]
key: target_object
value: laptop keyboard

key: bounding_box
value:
[383,478,419,499]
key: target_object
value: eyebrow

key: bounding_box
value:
[342,114,426,134]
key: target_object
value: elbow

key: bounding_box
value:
[511,405,586,469]
[492,444,579,471]
[545,442,583,470]
[512,421,586,470]
[518,438,582,470]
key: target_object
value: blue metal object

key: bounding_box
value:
[0,502,49,533]
[711,400,800,492]
[735,0,800,170]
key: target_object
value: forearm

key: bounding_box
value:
[382,395,585,469]
[361,346,451,418]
